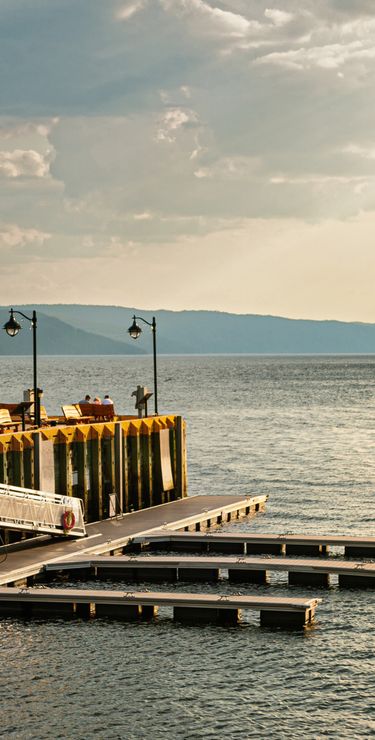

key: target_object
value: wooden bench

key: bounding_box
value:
[78,403,115,422]
[0,408,21,432]
[61,405,93,424]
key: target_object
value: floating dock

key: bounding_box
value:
[46,554,375,589]
[0,586,320,629]
[130,531,375,558]
[0,494,267,586]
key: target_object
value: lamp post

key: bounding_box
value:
[128,314,158,415]
[3,308,40,428]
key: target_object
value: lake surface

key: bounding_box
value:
[0,355,374,738]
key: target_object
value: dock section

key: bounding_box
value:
[130,531,375,558]
[0,494,267,586]
[0,586,320,629]
[46,554,375,589]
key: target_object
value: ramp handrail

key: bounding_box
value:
[0,483,86,538]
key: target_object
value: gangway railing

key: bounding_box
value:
[0,483,86,538]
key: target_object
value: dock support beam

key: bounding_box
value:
[31,602,76,618]
[288,571,330,588]
[228,569,267,584]
[208,542,244,555]
[285,544,329,557]
[345,546,375,558]
[246,543,283,555]
[95,604,141,619]
[338,574,375,588]
[174,607,239,625]
[260,608,313,629]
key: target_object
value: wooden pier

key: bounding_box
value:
[0,586,320,629]
[130,531,375,558]
[0,414,187,531]
[46,554,375,589]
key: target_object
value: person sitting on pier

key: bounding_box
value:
[92,397,101,404]
[102,394,113,405]
[78,394,91,404]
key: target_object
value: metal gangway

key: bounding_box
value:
[0,483,86,538]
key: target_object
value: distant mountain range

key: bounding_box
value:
[1,304,375,355]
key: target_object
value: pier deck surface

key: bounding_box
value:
[0,586,320,628]
[46,554,375,579]
[133,531,375,557]
[133,531,375,547]
[0,586,318,612]
[0,494,264,586]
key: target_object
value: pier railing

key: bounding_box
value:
[0,415,186,539]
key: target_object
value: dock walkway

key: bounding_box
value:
[0,494,266,586]
[132,531,375,558]
[0,586,320,628]
[46,554,375,589]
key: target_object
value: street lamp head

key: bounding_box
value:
[128,316,142,340]
[3,309,21,337]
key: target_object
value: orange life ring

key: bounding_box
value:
[62,510,76,532]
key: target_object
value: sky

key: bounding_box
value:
[1,0,375,321]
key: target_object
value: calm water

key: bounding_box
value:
[0,355,374,739]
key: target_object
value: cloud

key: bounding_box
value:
[264,8,293,27]
[116,2,145,21]
[133,211,152,220]
[254,40,375,71]
[194,155,260,179]
[254,10,375,71]
[0,223,51,248]
[0,118,59,141]
[342,143,375,160]
[156,107,199,142]
[160,0,257,37]
[0,149,52,178]
[2,2,375,319]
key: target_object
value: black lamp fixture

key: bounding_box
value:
[128,314,158,415]
[3,308,40,428]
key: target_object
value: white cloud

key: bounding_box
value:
[180,85,191,99]
[82,235,94,248]
[160,0,256,37]
[0,223,51,248]
[255,40,375,71]
[156,108,198,142]
[264,8,293,27]
[133,211,152,220]
[116,2,145,21]
[0,148,52,178]
[0,118,59,142]
[342,143,375,160]
[269,174,370,186]
[194,156,260,179]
